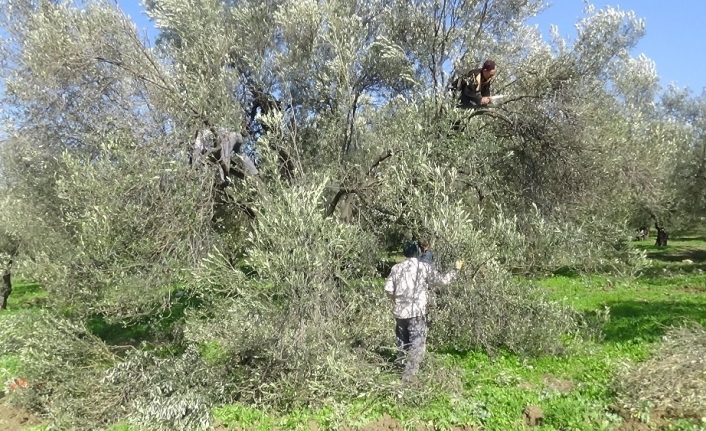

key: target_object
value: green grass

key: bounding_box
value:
[0,281,47,312]
[213,237,706,430]
[0,353,20,384]
[210,341,639,430]
[0,281,47,383]
[4,237,706,430]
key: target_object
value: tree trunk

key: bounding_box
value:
[655,223,668,247]
[0,261,11,311]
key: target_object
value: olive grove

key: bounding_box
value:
[0,0,700,429]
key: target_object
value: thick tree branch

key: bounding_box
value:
[325,149,396,218]
[368,149,393,175]
[325,188,358,218]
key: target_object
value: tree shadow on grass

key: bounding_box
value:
[598,300,706,344]
[645,248,706,263]
[550,266,581,278]
[634,236,706,264]
[668,235,706,243]
[637,262,706,280]
[87,295,202,352]
[7,282,47,308]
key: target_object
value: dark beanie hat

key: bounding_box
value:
[482,60,496,70]
[403,241,419,258]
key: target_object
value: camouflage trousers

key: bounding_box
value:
[395,315,428,380]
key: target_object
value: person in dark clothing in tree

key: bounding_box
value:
[418,238,434,265]
[449,60,497,110]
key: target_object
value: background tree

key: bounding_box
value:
[660,87,706,232]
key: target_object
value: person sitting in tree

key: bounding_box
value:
[449,60,497,110]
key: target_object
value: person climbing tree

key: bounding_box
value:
[449,60,497,110]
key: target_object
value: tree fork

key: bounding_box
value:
[325,149,395,218]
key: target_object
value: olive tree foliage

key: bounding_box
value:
[145,0,660,251]
[182,173,396,411]
[603,56,706,234]
[0,1,224,321]
[580,54,681,235]
[659,87,706,230]
[0,0,683,428]
[379,0,547,94]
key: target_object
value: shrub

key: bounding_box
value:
[186,177,398,409]
[0,310,124,429]
[430,261,577,356]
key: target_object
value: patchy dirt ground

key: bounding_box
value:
[523,405,544,427]
[358,414,404,431]
[610,405,705,431]
[542,374,575,394]
[345,415,479,431]
[515,373,575,394]
[217,416,482,431]
[0,394,42,431]
[677,284,706,294]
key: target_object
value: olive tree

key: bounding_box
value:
[0,0,685,428]
[659,87,706,232]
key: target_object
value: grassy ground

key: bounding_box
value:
[2,236,706,430]
[0,282,45,385]
[0,283,47,431]
[211,236,706,431]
